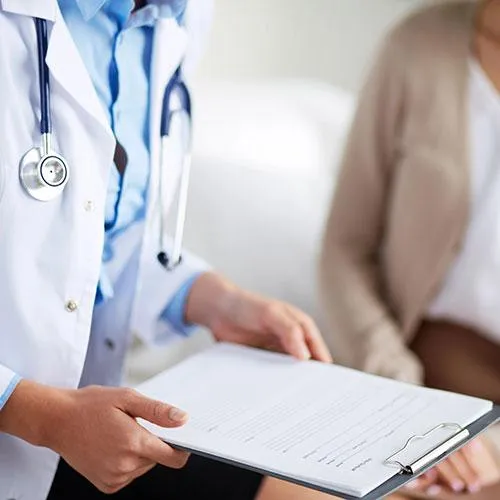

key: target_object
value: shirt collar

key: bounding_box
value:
[149,0,186,19]
[72,0,186,22]
[74,0,107,21]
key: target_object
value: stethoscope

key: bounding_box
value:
[19,18,69,202]
[156,66,192,271]
[20,18,193,271]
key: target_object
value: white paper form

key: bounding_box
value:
[137,344,493,497]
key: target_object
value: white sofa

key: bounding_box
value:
[126,80,354,384]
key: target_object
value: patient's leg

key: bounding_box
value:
[256,476,500,500]
[256,478,332,499]
[406,320,500,499]
[257,321,500,500]
[395,483,500,500]
[255,477,409,499]
[410,320,500,403]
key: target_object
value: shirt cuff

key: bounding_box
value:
[160,272,204,336]
[0,374,22,411]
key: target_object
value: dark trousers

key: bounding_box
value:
[48,456,263,500]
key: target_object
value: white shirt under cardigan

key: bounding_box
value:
[427,59,500,345]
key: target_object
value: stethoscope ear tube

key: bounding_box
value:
[156,119,192,272]
[35,18,52,136]
[157,69,193,272]
[169,144,192,269]
[160,68,192,136]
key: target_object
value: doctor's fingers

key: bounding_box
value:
[139,429,190,470]
[290,308,332,363]
[97,462,157,495]
[267,303,332,363]
[115,461,158,489]
[98,453,164,494]
[119,388,189,427]
[263,305,311,360]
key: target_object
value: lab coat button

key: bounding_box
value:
[84,200,94,212]
[105,338,115,350]
[65,300,78,312]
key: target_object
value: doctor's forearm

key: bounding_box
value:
[0,381,191,493]
[0,379,65,447]
[184,272,238,328]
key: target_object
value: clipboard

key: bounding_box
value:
[170,405,500,500]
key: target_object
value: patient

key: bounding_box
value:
[321,0,500,497]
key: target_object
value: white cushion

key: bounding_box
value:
[185,80,354,322]
[126,80,354,383]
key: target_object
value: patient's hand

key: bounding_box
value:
[404,438,500,496]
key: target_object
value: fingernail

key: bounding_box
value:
[301,347,311,360]
[468,483,481,494]
[451,480,465,492]
[169,407,188,422]
[426,485,442,496]
[470,439,484,452]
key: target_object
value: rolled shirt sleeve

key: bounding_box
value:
[130,241,211,346]
[160,271,203,336]
[0,365,22,411]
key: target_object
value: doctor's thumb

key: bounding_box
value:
[120,389,189,427]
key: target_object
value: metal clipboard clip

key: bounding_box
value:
[383,423,470,475]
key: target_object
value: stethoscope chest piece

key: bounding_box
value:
[19,145,69,201]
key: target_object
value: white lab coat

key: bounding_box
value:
[0,1,212,498]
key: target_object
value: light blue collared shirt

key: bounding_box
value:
[0,0,201,410]
[58,0,199,334]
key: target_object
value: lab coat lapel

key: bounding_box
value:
[0,0,56,21]
[128,18,187,344]
[45,5,111,134]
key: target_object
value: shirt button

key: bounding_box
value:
[84,200,95,212]
[105,338,116,350]
[65,300,78,312]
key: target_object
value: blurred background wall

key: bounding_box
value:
[127,0,430,382]
[196,0,422,90]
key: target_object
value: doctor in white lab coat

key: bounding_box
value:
[0,1,334,500]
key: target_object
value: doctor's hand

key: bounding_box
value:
[185,272,332,363]
[0,380,189,494]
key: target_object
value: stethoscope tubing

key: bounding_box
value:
[26,16,190,269]
[34,18,51,136]
[160,68,191,136]
[157,69,193,271]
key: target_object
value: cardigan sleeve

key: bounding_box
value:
[320,24,424,384]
